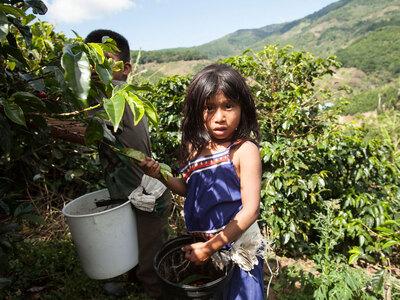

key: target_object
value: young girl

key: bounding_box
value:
[140,64,265,299]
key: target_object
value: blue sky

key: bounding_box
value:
[40,0,338,51]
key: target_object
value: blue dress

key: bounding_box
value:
[179,140,265,300]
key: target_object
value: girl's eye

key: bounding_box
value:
[205,106,213,111]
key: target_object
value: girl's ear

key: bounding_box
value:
[122,62,132,76]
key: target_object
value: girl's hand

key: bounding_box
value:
[181,242,214,265]
[139,157,162,179]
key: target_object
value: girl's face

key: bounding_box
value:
[203,91,241,142]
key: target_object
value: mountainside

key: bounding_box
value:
[137,0,400,114]
[191,0,400,62]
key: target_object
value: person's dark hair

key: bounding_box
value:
[180,63,260,161]
[84,29,130,63]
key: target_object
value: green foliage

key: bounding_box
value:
[219,46,400,258]
[0,201,44,286]
[0,236,147,299]
[336,26,400,75]
[139,75,192,172]
[131,49,208,64]
[0,0,159,287]
[272,199,378,299]
[341,85,399,115]
[273,262,375,300]
[135,44,400,266]
[0,1,159,190]
[348,218,400,299]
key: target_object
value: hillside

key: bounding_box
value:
[133,59,211,83]
[136,0,400,78]
[191,0,400,61]
[135,0,400,115]
[336,25,400,74]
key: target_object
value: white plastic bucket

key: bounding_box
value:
[62,189,138,280]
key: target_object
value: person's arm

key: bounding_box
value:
[140,157,187,197]
[182,141,261,264]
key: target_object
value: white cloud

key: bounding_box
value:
[44,0,136,23]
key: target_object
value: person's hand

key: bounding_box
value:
[181,242,213,265]
[139,157,162,179]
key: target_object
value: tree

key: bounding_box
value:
[0,0,158,284]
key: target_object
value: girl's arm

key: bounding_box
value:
[182,141,261,264]
[140,157,187,197]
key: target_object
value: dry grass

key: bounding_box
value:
[134,59,212,78]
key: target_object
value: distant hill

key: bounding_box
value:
[191,0,400,63]
[135,0,400,99]
[336,25,400,74]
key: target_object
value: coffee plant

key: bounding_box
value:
[0,0,157,287]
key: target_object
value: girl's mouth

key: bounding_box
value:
[214,127,226,134]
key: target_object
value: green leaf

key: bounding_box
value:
[24,0,48,15]
[3,44,29,67]
[33,173,44,182]
[20,214,45,225]
[112,84,152,96]
[344,270,359,291]
[359,234,365,246]
[104,94,125,132]
[101,37,119,53]
[318,177,325,188]
[28,79,45,91]
[113,60,124,72]
[375,226,395,234]
[372,269,385,292]
[0,11,8,43]
[283,232,290,244]
[0,239,12,249]
[0,110,13,155]
[0,4,24,17]
[22,14,36,26]
[3,100,26,127]
[159,162,172,180]
[120,147,146,163]
[8,17,32,46]
[88,44,113,85]
[11,91,46,111]
[61,46,91,105]
[348,246,362,255]
[125,92,144,126]
[7,61,15,71]
[84,118,103,146]
[14,203,33,217]
[382,240,398,250]
[88,43,105,64]
[94,63,113,86]
[348,253,359,264]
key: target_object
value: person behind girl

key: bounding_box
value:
[140,63,266,299]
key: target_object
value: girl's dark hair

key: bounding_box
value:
[84,29,130,63]
[180,64,260,161]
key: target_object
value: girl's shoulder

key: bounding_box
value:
[230,139,259,160]
[231,139,258,151]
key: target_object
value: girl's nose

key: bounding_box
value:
[214,108,225,122]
